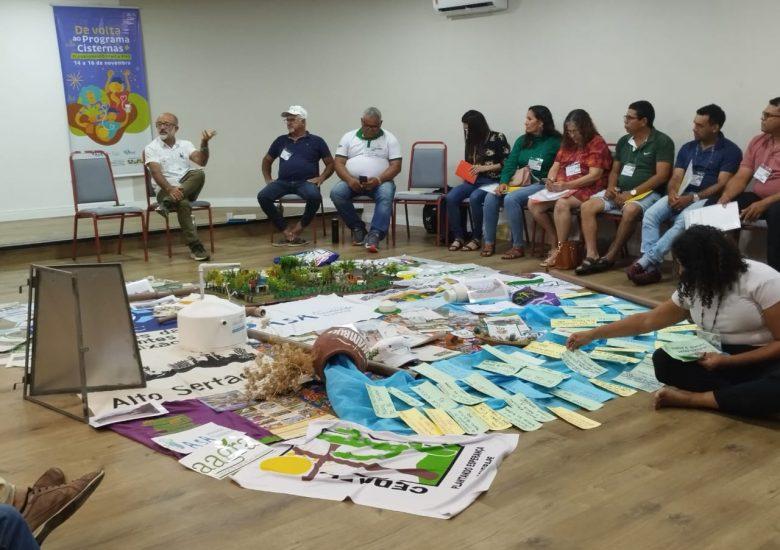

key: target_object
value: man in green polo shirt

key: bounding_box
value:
[576,100,675,275]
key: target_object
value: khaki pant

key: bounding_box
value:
[156,169,206,246]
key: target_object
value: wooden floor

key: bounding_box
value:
[1,220,778,550]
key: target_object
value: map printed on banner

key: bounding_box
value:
[231,420,518,519]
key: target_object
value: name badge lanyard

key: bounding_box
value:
[698,295,721,334]
[692,142,717,176]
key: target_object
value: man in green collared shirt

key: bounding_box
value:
[577,100,674,275]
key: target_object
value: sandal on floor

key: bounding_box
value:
[463,239,481,251]
[480,244,495,257]
[449,238,465,251]
[540,247,560,268]
[501,247,525,260]
[574,257,599,276]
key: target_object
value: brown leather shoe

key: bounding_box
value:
[22,469,104,544]
[32,468,66,490]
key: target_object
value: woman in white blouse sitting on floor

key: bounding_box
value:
[567,225,780,417]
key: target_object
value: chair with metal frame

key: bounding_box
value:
[392,141,448,245]
[70,150,148,262]
[142,153,215,258]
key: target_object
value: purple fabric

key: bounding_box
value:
[109,399,279,458]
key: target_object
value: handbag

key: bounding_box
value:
[553,240,583,270]
[509,166,531,187]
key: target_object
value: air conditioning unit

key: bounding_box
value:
[433,0,508,17]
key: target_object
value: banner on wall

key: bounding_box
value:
[53,6,152,177]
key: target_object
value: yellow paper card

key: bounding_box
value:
[548,406,601,429]
[626,190,653,202]
[398,408,442,436]
[524,340,566,359]
[659,323,699,333]
[448,406,489,434]
[424,408,465,435]
[551,318,598,328]
[588,378,637,397]
[559,290,595,299]
[470,403,512,431]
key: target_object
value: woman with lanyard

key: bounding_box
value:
[567,225,780,417]
[446,110,510,252]
[480,105,561,259]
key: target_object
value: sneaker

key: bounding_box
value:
[364,230,381,253]
[189,243,210,261]
[22,469,105,544]
[351,227,367,246]
[630,266,662,286]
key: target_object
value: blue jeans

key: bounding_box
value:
[330,180,395,239]
[0,505,39,550]
[445,177,497,241]
[638,195,706,268]
[482,183,544,246]
[257,179,322,231]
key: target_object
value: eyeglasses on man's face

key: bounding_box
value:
[761,111,780,121]
[155,121,176,128]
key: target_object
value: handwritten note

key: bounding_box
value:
[448,406,489,434]
[604,338,653,351]
[482,344,545,367]
[475,360,519,376]
[424,408,465,435]
[588,350,642,364]
[548,406,601,429]
[365,384,400,418]
[588,378,637,397]
[410,362,457,385]
[515,366,568,388]
[662,336,719,361]
[559,290,595,299]
[506,393,556,422]
[399,408,443,436]
[411,381,459,410]
[658,323,699,333]
[437,380,484,405]
[470,403,512,431]
[387,387,425,408]
[561,350,608,378]
[524,340,567,359]
[462,373,511,399]
[551,318,598,328]
[496,405,542,431]
[550,389,603,411]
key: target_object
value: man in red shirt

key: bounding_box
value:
[715,97,780,270]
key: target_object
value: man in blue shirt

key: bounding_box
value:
[258,106,334,245]
[627,104,743,285]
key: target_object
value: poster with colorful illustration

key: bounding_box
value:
[53,6,152,176]
[232,420,519,519]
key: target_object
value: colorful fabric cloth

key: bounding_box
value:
[109,399,279,458]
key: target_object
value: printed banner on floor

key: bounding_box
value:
[231,419,519,519]
[53,6,152,176]
[88,327,256,416]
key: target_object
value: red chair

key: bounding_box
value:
[392,141,448,245]
[70,150,148,262]
[142,153,215,257]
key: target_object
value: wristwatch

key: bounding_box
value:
[693,193,700,202]
[629,189,637,197]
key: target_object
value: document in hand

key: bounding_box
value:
[455,160,477,184]
[528,188,574,203]
[684,202,741,231]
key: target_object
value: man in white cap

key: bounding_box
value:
[258,105,334,245]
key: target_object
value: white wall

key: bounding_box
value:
[3,0,780,222]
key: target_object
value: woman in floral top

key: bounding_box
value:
[527,109,613,267]
[446,110,510,251]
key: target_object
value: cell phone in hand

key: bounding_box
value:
[359,176,368,184]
